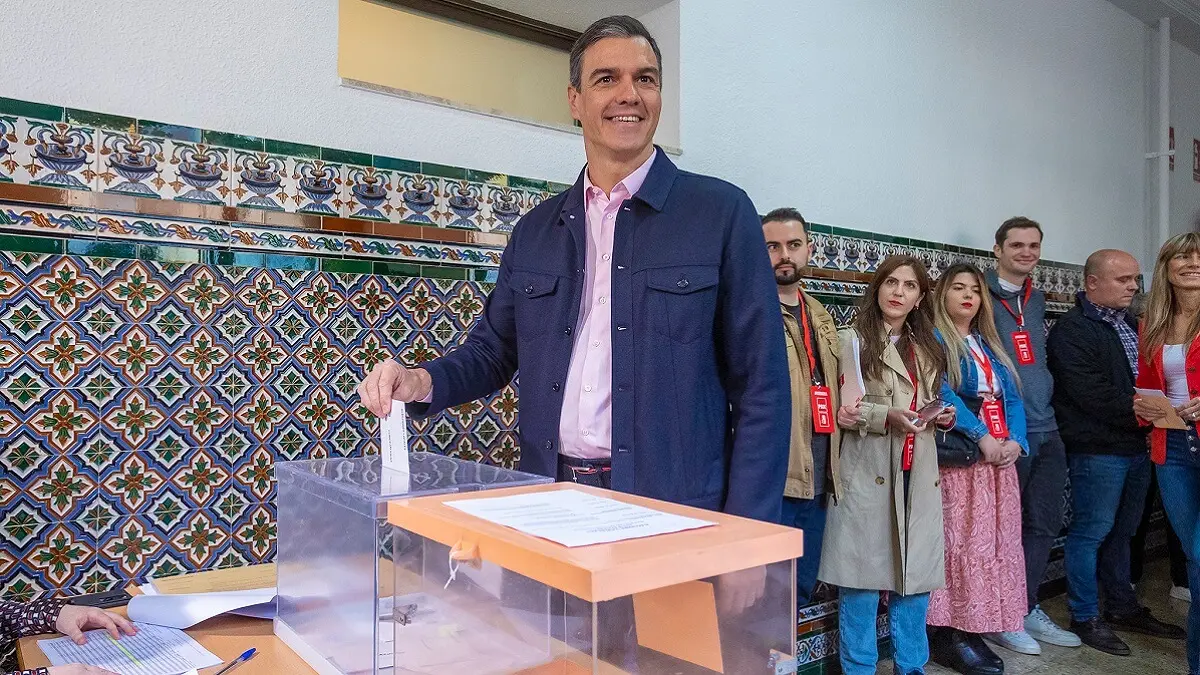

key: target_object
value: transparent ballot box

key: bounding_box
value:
[274,453,552,675]
[384,483,805,675]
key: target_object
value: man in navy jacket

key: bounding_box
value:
[357,17,788,534]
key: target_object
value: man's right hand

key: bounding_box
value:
[356,359,433,417]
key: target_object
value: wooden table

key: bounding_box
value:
[17,565,316,674]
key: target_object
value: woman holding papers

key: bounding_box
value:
[1134,231,1200,675]
[818,255,950,675]
[926,263,1030,675]
[0,598,136,675]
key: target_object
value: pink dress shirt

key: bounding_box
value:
[558,153,657,459]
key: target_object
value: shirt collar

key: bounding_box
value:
[1080,291,1127,322]
[583,151,657,205]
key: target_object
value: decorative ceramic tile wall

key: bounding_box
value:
[0,249,515,602]
[0,98,568,235]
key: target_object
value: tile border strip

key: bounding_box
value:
[0,205,502,269]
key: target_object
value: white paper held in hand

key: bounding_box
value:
[381,398,410,476]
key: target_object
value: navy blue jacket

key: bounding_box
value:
[408,149,790,522]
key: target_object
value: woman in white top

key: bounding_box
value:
[1134,231,1200,675]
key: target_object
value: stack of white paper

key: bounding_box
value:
[38,622,221,675]
[445,489,716,547]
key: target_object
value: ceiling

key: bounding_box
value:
[1107,0,1200,53]
[476,0,674,32]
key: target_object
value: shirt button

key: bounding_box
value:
[618,384,629,392]
[617,446,629,454]
[564,327,572,336]
[525,284,535,294]
[598,297,607,305]
[544,440,554,450]
[606,214,614,219]
[875,476,885,485]
[582,430,591,437]
[602,253,611,261]
[551,382,560,392]
[677,278,689,289]
[584,385,593,392]
[592,340,600,347]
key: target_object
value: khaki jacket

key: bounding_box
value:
[781,292,842,500]
[817,327,946,595]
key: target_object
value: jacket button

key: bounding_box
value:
[525,284,535,294]
[544,440,554,450]
[551,382,560,392]
[875,476,885,485]
[677,278,689,289]
[804,468,811,473]
[564,327,572,336]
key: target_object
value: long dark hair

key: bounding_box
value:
[853,255,946,384]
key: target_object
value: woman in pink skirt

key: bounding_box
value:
[928,263,1028,675]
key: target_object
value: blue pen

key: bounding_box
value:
[213,648,257,675]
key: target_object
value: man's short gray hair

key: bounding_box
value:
[569,15,662,90]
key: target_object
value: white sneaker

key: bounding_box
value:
[984,630,1042,655]
[1171,585,1192,602]
[1024,606,1082,647]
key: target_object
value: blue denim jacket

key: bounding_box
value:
[937,331,1030,454]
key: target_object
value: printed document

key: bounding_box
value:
[38,622,221,675]
[445,488,715,547]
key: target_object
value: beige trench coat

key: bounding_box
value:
[817,328,946,595]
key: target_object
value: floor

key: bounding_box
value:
[879,558,1192,675]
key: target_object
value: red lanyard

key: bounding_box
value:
[997,278,1034,328]
[797,295,821,386]
[902,346,918,471]
[967,339,997,396]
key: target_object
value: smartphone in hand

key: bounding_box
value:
[916,398,949,424]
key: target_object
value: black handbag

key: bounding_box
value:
[935,395,982,468]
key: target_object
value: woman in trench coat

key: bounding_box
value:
[818,254,951,675]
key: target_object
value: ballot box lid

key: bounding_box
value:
[386,482,805,602]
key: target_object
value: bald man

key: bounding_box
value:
[1047,249,1183,656]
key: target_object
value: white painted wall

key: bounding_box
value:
[0,0,1166,264]
[1172,40,1200,235]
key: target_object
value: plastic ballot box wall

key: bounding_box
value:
[273,454,552,675]
[384,483,805,675]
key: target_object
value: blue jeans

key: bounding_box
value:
[781,495,827,606]
[839,587,929,675]
[1156,430,1200,675]
[1065,452,1151,621]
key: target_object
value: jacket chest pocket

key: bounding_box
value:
[509,270,561,338]
[646,265,720,344]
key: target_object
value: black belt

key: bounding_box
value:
[557,454,611,475]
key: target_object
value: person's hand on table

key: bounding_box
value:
[716,566,767,616]
[48,665,121,675]
[54,604,137,645]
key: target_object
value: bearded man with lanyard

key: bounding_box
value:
[761,208,841,606]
